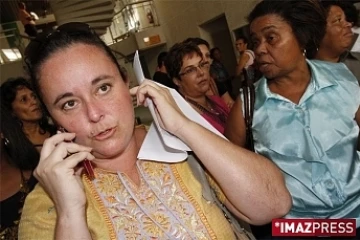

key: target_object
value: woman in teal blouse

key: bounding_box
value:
[226,0,360,239]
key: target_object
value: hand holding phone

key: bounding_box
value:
[58,127,95,180]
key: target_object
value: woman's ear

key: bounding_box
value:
[173,78,181,88]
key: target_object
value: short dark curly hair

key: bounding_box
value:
[183,37,210,49]
[165,41,202,81]
[247,0,327,59]
[157,51,168,68]
[236,35,249,45]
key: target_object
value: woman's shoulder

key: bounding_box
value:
[21,183,52,210]
[244,50,255,59]
[308,59,356,80]
[244,49,254,55]
[18,183,56,239]
[308,59,360,103]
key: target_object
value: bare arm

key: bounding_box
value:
[224,96,247,147]
[224,96,291,224]
[177,121,291,225]
[356,106,360,151]
[131,81,292,225]
[235,53,250,77]
[56,212,92,240]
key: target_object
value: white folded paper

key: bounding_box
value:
[133,51,226,162]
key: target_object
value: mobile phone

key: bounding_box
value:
[58,127,95,180]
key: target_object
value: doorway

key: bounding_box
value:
[199,14,237,77]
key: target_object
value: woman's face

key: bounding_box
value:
[321,5,353,56]
[175,53,210,98]
[250,14,304,79]
[11,87,42,123]
[38,44,134,159]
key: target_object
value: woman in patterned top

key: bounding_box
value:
[18,22,291,239]
[0,103,39,240]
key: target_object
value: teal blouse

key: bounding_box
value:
[252,60,360,227]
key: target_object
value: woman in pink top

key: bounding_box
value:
[165,41,230,134]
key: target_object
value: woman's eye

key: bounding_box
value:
[332,18,342,24]
[267,35,275,43]
[62,100,76,110]
[98,84,111,94]
[20,96,27,102]
[187,67,196,74]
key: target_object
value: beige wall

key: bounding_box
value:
[0,60,26,84]
[144,0,260,77]
[1,1,261,85]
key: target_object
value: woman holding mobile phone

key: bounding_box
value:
[19,22,291,239]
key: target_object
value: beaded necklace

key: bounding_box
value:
[186,97,227,126]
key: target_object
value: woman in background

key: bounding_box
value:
[226,0,360,238]
[0,103,39,240]
[1,77,56,151]
[183,38,234,109]
[166,41,230,134]
[18,22,291,239]
[314,0,360,82]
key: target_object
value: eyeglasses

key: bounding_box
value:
[179,61,210,77]
[24,22,93,64]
